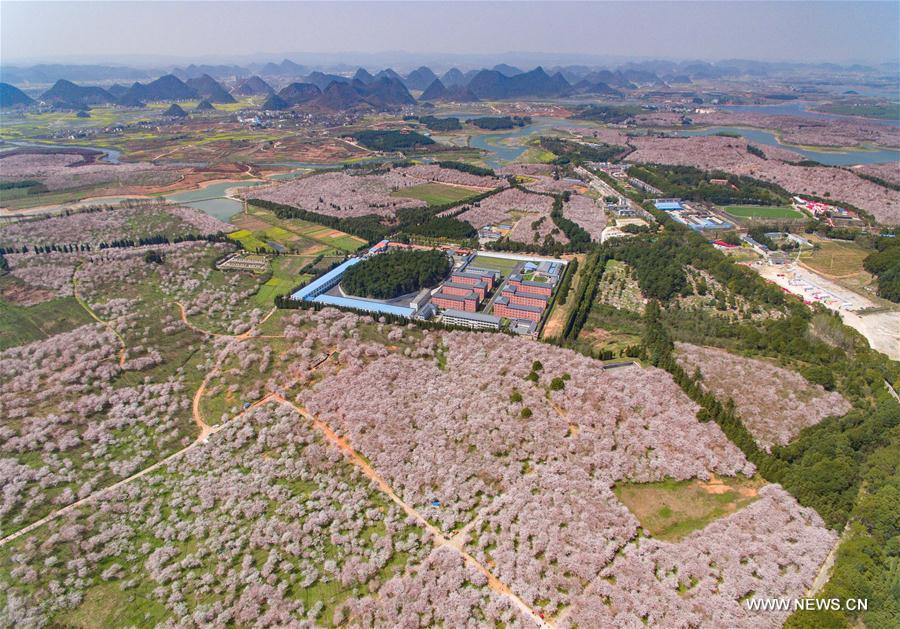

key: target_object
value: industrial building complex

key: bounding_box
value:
[288,242,567,335]
[653,198,734,230]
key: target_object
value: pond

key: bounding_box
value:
[675,126,900,166]
[164,180,266,222]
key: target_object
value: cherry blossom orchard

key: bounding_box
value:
[0,301,839,627]
[2,33,896,626]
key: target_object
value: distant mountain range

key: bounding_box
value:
[467,66,572,99]
[420,79,479,102]
[404,66,438,91]
[2,58,891,111]
[0,63,673,111]
[185,74,236,103]
[40,79,118,107]
[261,76,415,111]
[232,75,274,96]
[28,73,237,109]
[2,57,887,89]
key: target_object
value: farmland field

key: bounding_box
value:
[390,182,481,205]
[227,228,272,252]
[242,203,366,253]
[723,205,804,219]
[253,256,314,306]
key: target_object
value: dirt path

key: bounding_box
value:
[0,439,194,547]
[272,395,548,628]
[72,265,127,367]
[540,255,584,340]
[0,391,276,549]
[446,517,480,552]
[337,138,375,155]
[1,304,277,547]
[176,303,276,340]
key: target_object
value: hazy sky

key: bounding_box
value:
[2,1,898,66]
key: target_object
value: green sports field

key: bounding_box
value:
[723,205,804,219]
[468,254,519,275]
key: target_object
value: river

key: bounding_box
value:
[675,126,900,165]
[718,102,900,127]
[0,140,123,164]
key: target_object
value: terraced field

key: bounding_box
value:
[233,203,366,254]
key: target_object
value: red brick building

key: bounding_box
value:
[452,270,497,291]
[493,296,542,322]
[501,285,550,309]
[432,291,477,312]
[506,273,552,297]
[443,281,487,302]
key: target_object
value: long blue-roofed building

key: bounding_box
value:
[653,199,684,211]
[289,256,415,317]
[291,257,362,301]
[315,294,414,317]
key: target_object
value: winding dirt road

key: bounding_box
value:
[1,302,276,547]
[272,394,549,628]
[176,302,277,340]
[3,300,545,625]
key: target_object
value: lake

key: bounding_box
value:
[164,180,266,221]
[468,117,585,169]
[676,126,900,165]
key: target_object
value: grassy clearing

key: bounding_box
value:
[58,581,168,628]
[324,235,365,252]
[0,294,95,350]
[390,182,481,205]
[615,475,765,541]
[723,205,804,219]
[800,237,871,277]
[0,185,108,210]
[468,254,519,275]
[576,328,641,357]
[575,291,645,358]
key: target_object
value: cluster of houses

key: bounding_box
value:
[653,199,733,230]
[792,196,861,227]
[288,242,566,335]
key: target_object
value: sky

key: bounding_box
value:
[1,1,898,66]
